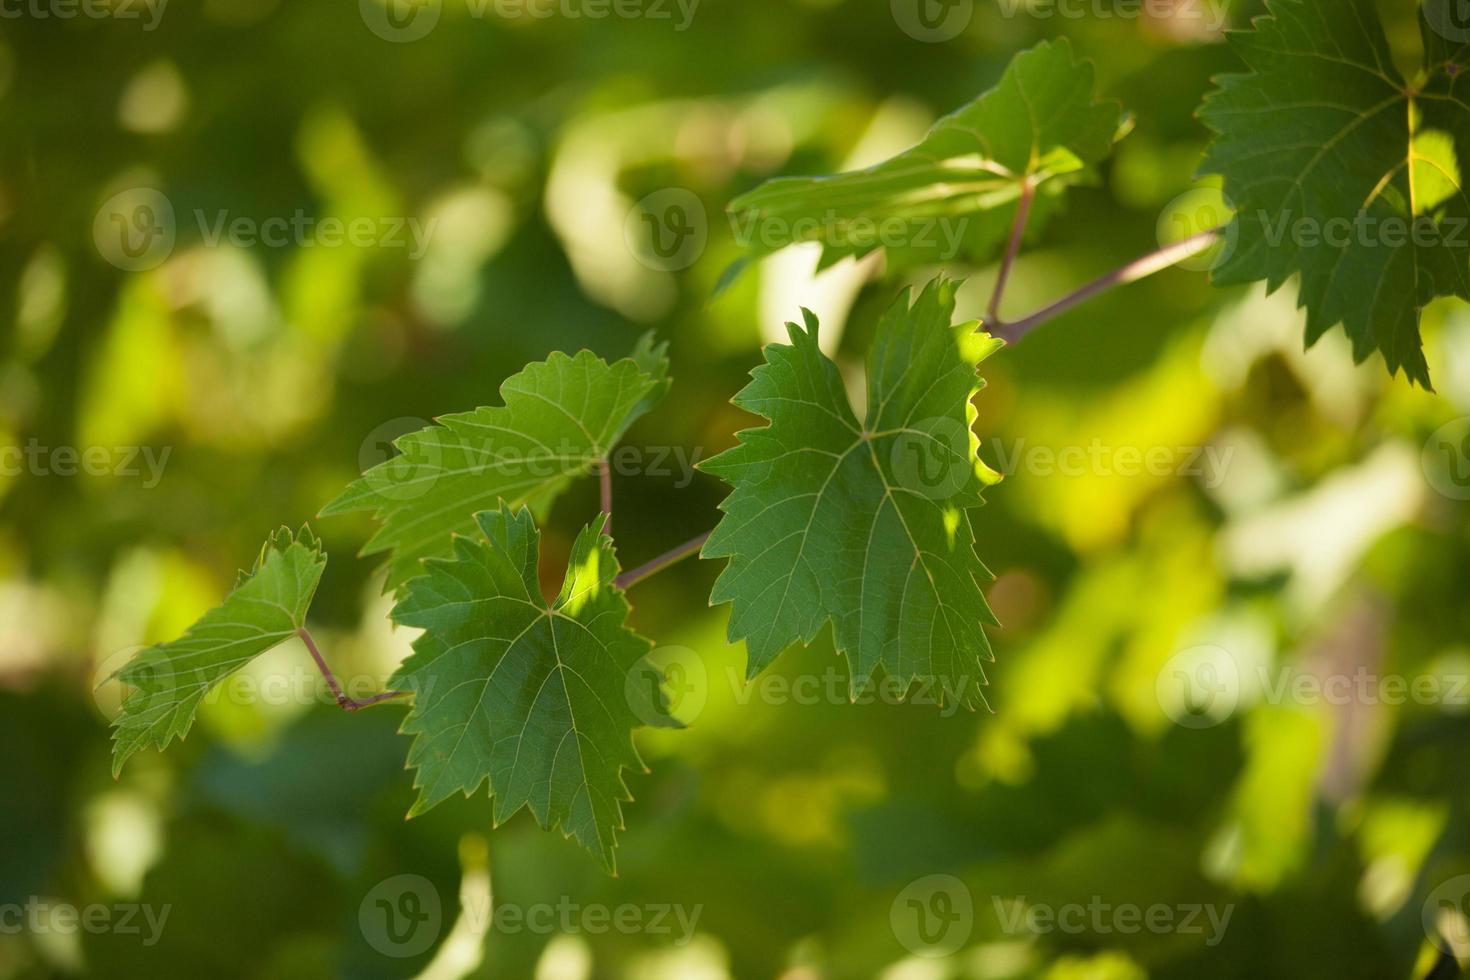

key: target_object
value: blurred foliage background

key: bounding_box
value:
[3,0,1470,977]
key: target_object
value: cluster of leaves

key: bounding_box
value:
[107,0,1470,870]
[108,279,1006,868]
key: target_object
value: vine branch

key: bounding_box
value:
[297,626,407,711]
[986,204,1221,343]
[614,531,712,590]
[598,458,613,534]
[988,179,1034,326]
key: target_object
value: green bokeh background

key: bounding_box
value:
[3,0,1470,977]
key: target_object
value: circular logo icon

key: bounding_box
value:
[889,416,973,500]
[360,0,441,42]
[1425,0,1470,43]
[626,645,707,725]
[359,417,441,503]
[359,874,442,957]
[891,874,973,957]
[624,188,707,272]
[1423,418,1470,501]
[94,188,176,272]
[1423,874,1470,954]
[92,645,147,721]
[891,0,973,42]
[1156,644,1240,728]
[1157,187,1236,273]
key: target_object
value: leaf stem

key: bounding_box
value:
[297,626,407,712]
[598,458,613,535]
[988,179,1034,325]
[613,531,712,590]
[991,229,1220,343]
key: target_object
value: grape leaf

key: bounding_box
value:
[388,504,672,871]
[110,527,326,776]
[322,340,669,591]
[1200,0,1470,388]
[726,39,1125,272]
[700,277,1002,709]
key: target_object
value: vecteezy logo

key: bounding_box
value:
[91,646,147,721]
[1423,418,1470,501]
[94,188,176,272]
[891,0,973,42]
[890,874,972,957]
[626,645,706,725]
[1423,874,1470,954]
[359,874,442,957]
[1157,187,1236,273]
[1156,644,1240,728]
[360,0,441,42]
[889,416,973,500]
[359,417,441,502]
[624,188,708,272]
[1425,0,1470,43]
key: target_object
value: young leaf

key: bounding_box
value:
[701,277,1002,709]
[1200,0,1469,388]
[322,341,670,591]
[388,505,672,871]
[109,527,327,776]
[726,39,1124,271]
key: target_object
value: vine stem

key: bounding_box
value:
[598,458,613,535]
[297,626,407,711]
[988,179,1034,326]
[990,229,1220,344]
[614,531,712,591]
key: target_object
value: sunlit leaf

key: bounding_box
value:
[726,40,1125,272]
[109,527,326,776]
[323,339,669,591]
[701,277,1002,708]
[388,505,673,871]
[1200,0,1470,388]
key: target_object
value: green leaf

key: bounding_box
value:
[700,277,1003,709]
[726,39,1124,272]
[1200,0,1470,388]
[110,527,327,776]
[388,505,671,871]
[322,343,670,591]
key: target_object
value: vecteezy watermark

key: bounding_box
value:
[1423,417,1470,501]
[726,209,972,264]
[0,899,171,946]
[990,895,1234,946]
[1424,0,1470,43]
[360,875,443,958]
[1252,211,1470,252]
[93,188,438,271]
[887,420,1238,499]
[1157,645,1470,728]
[891,0,974,42]
[94,188,176,272]
[625,188,708,273]
[891,875,973,957]
[358,875,701,957]
[1158,187,1237,272]
[626,645,707,725]
[359,0,699,42]
[726,667,975,718]
[0,0,167,30]
[356,418,704,503]
[94,643,416,722]
[1,440,171,488]
[625,647,977,726]
[1423,874,1470,955]
[993,0,1230,31]
[1157,645,1240,728]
